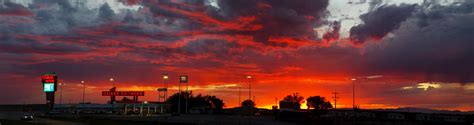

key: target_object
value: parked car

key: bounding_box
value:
[21,114,34,121]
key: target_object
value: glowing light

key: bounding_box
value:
[417,82,441,91]
[366,75,383,79]
[402,86,413,90]
[163,74,169,80]
[109,78,114,82]
[465,84,474,90]
[301,101,308,109]
[43,83,55,92]
[246,75,252,79]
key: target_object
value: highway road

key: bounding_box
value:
[0,111,298,125]
[0,111,85,125]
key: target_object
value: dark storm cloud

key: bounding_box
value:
[128,0,332,48]
[141,0,206,27]
[99,3,115,21]
[361,2,474,83]
[0,37,89,55]
[0,0,100,35]
[0,1,32,16]
[216,0,330,44]
[349,4,417,44]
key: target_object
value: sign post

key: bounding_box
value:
[179,75,188,114]
[41,72,58,110]
[158,88,167,102]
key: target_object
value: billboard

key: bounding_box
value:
[43,83,55,92]
[102,91,145,96]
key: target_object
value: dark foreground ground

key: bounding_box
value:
[0,104,472,125]
[1,111,472,125]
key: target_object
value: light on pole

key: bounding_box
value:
[246,76,252,125]
[109,78,115,88]
[163,74,169,100]
[246,75,252,101]
[351,78,356,110]
[59,82,65,104]
[177,75,189,114]
[81,80,85,105]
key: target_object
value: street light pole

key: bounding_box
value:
[81,81,85,105]
[246,76,252,125]
[59,82,64,104]
[351,78,356,110]
[247,76,252,101]
[163,74,169,100]
[109,78,115,104]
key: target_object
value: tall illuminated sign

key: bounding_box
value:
[42,73,57,92]
[41,72,57,110]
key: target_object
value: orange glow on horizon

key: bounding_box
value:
[52,74,474,111]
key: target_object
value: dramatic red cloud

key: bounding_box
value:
[154,4,263,31]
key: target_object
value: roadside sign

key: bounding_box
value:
[180,76,188,83]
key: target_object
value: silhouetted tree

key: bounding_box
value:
[241,99,255,108]
[166,91,191,113]
[206,95,224,112]
[306,96,332,115]
[282,93,304,109]
[166,91,225,114]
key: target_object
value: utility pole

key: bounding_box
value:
[332,91,339,109]
[275,97,278,107]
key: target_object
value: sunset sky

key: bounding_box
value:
[0,0,473,111]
